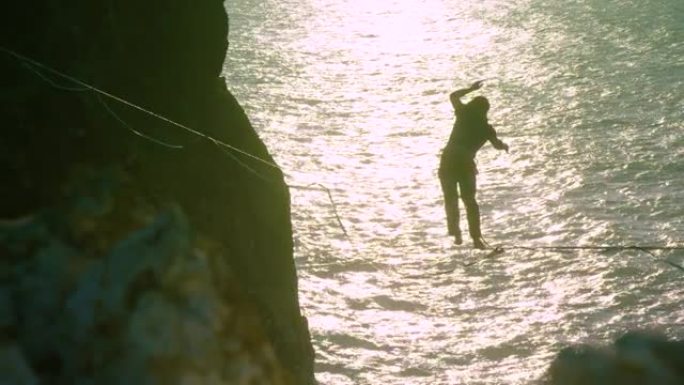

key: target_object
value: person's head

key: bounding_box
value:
[468,96,490,117]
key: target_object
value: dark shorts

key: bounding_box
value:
[438,147,477,180]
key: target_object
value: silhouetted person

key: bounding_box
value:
[439,80,508,248]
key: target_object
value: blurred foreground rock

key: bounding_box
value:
[1,0,314,383]
[543,331,684,385]
[1,171,291,384]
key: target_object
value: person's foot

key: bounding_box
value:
[453,233,462,245]
[472,237,486,249]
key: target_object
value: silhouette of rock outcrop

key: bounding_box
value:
[0,1,314,383]
[543,331,684,385]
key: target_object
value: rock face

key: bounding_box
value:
[542,331,684,385]
[1,1,314,384]
[2,174,291,384]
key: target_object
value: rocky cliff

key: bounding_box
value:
[542,331,684,384]
[1,1,314,383]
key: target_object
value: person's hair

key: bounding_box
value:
[468,96,490,115]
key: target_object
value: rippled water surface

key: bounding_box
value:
[224,0,684,383]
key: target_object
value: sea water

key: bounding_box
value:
[224,0,684,383]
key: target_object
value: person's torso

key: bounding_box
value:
[445,112,492,158]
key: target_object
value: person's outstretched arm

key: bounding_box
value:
[488,125,509,152]
[450,80,484,110]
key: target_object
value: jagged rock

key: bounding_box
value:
[0,345,38,385]
[1,0,314,383]
[543,331,684,385]
[1,171,291,384]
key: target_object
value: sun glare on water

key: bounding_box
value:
[226,0,684,383]
[346,0,495,51]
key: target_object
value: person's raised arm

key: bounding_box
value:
[450,80,484,110]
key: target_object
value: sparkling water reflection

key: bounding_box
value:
[225,0,684,383]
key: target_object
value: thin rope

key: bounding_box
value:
[404,244,684,277]
[302,243,684,272]
[21,62,90,92]
[5,46,682,274]
[0,46,280,170]
[289,183,349,236]
[481,234,684,271]
[95,93,184,149]
[218,145,278,184]
[404,248,504,278]
[499,245,684,251]
[2,46,353,239]
[490,244,684,272]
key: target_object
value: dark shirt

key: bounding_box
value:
[445,105,496,159]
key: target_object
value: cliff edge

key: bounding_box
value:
[0,1,315,383]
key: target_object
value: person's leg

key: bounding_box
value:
[439,168,462,244]
[459,170,484,248]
